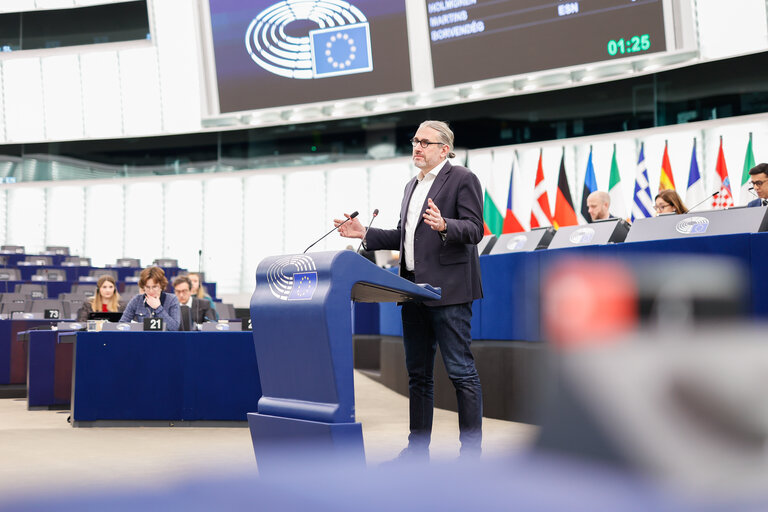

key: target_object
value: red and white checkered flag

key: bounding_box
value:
[712,138,734,209]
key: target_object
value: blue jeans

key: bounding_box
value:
[401,301,483,453]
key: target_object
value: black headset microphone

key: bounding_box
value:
[688,190,719,212]
[357,209,379,253]
[304,211,359,254]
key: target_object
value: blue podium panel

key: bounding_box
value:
[249,251,440,468]
[71,331,260,422]
[250,251,439,425]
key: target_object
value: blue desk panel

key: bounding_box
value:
[71,331,260,422]
[0,319,52,385]
[26,330,72,408]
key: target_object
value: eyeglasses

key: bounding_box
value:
[410,138,444,149]
[750,179,767,187]
[144,284,162,291]
[654,203,672,212]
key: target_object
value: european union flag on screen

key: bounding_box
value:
[288,271,318,300]
[310,23,373,78]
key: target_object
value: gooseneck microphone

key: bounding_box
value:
[688,190,719,212]
[357,209,379,253]
[304,211,359,254]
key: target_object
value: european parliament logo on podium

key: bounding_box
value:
[310,23,373,78]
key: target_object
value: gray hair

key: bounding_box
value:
[418,120,456,159]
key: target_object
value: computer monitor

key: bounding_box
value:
[88,312,123,322]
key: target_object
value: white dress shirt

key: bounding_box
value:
[404,159,448,271]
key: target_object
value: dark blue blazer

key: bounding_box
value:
[747,198,765,207]
[365,161,484,307]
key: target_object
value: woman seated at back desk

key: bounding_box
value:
[120,266,181,330]
[188,271,218,320]
[76,274,125,321]
[654,189,689,215]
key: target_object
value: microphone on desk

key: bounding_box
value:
[357,209,379,254]
[304,211,359,254]
[688,191,719,212]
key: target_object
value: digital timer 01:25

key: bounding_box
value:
[607,34,651,56]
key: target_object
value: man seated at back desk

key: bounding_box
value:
[173,275,215,331]
[586,191,615,222]
[747,163,768,207]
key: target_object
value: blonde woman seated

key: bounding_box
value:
[654,189,689,215]
[120,266,181,330]
[76,275,125,321]
[188,272,218,320]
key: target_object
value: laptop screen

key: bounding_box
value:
[88,312,123,322]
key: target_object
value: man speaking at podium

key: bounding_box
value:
[335,120,484,460]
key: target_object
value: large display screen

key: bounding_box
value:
[208,0,412,113]
[427,0,668,87]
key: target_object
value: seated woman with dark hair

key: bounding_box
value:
[120,266,181,330]
[654,189,689,215]
[76,275,125,321]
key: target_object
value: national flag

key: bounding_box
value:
[740,133,756,205]
[580,147,598,223]
[530,149,554,228]
[483,189,504,237]
[608,144,627,219]
[553,150,578,229]
[631,143,654,221]
[659,141,675,191]
[686,138,706,210]
[712,137,734,209]
[502,155,524,233]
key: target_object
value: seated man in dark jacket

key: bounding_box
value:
[173,275,215,331]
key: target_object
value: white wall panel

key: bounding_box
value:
[0,66,5,141]
[46,186,85,255]
[153,0,202,133]
[163,179,204,271]
[242,173,284,293]
[118,47,162,135]
[0,1,35,12]
[81,51,122,138]
[325,167,368,252]
[42,54,84,140]
[284,171,326,254]
[36,0,75,9]
[697,0,768,59]
[84,184,124,266]
[368,163,411,233]
[202,177,243,294]
[3,58,45,142]
[124,182,163,266]
[6,187,46,253]
[0,190,7,246]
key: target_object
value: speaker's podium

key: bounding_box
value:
[248,251,440,470]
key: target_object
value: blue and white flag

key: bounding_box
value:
[288,271,318,300]
[631,143,654,221]
[686,139,706,210]
[310,23,373,78]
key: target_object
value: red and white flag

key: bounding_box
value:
[530,150,554,228]
[712,137,734,209]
